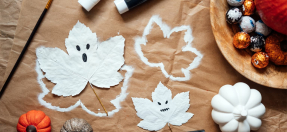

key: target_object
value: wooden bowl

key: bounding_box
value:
[210,0,287,89]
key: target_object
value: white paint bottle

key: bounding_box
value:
[114,0,148,14]
[78,0,100,12]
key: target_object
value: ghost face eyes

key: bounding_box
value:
[76,44,90,51]
[76,45,80,51]
[157,100,168,106]
[75,44,90,62]
[158,100,169,112]
[86,44,90,50]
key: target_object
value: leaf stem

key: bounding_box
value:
[89,83,108,116]
[168,123,172,132]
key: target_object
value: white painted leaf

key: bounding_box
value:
[36,21,125,96]
[132,98,154,120]
[132,82,193,131]
[36,47,88,96]
[137,115,166,131]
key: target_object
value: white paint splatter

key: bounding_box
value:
[36,61,134,117]
[134,15,203,81]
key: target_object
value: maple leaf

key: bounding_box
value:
[135,15,203,81]
[36,21,125,97]
[132,82,194,131]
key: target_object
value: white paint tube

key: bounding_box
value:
[114,0,148,14]
[78,0,100,12]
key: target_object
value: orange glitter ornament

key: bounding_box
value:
[233,32,251,49]
[251,52,269,69]
[242,0,256,15]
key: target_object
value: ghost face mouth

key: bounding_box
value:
[160,108,169,112]
[82,53,87,62]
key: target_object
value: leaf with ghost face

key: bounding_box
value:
[132,82,194,131]
[36,21,125,96]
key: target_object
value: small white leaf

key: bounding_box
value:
[132,82,193,131]
[137,116,166,131]
[169,112,194,126]
[132,97,154,120]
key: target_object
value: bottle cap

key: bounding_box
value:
[78,0,100,12]
[114,0,129,14]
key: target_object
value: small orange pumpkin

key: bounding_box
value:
[17,110,51,132]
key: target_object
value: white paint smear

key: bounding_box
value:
[134,15,203,81]
[36,62,134,117]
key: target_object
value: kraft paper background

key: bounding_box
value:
[0,0,286,131]
[0,0,22,88]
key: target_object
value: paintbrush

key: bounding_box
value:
[0,0,53,98]
[188,130,205,132]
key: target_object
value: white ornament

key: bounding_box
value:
[211,82,266,132]
[227,0,244,7]
[255,20,272,37]
[132,82,194,131]
[240,16,255,33]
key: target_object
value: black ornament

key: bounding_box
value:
[250,35,265,52]
[226,7,242,24]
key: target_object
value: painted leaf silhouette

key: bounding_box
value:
[135,15,203,81]
[36,21,125,96]
[132,82,194,131]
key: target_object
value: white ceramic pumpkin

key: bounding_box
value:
[211,82,265,132]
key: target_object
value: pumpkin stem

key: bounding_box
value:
[26,125,37,132]
[89,83,108,116]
